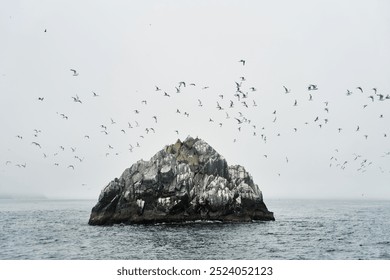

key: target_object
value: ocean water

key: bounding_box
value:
[0,199,389,260]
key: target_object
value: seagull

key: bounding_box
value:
[72,95,82,103]
[32,142,41,148]
[238,59,245,66]
[141,100,147,105]
[68,165,75,169]
[293,100,297,106]
[235,118,243,124]
[110,118,116,124]
[16,135,23,139]
[92,91,99,97]
[198,99,203,107]
[179,81,186,88]
[283,86,290,94]
[308,84,318,90]
[357,87,363,93]
[70,69,79,76]
[309,94,313,101]
[164,92,170,97]
[152,116,157,123]
[38,97,44,101]
[155,86,161,91]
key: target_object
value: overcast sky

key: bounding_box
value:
[1,0,389,200]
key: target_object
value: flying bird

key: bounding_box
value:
[308,84,318,90]
[72,95,82,103]
[31,142,41,148]
[70,69,79,76]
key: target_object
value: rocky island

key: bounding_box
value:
[89,136,274,225]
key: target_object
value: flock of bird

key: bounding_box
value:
[3,59,390,189]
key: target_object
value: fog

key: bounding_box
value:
[1,0,389,200]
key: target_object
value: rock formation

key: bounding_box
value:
[89,136,274,225]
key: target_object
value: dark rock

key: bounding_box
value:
[88,136,274,225]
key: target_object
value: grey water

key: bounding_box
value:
[0,199,389,260]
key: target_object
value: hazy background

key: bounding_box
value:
[1,0,389,200]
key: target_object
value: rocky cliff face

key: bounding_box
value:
[89,136,274,225]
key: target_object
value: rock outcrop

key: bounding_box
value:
[89,136,274,225]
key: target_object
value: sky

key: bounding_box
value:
[0,0,389,200]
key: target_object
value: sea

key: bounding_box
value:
[0,199,389,260]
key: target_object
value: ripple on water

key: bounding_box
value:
[1,199,390,259]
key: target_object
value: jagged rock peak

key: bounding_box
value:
[89,136,274,225]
